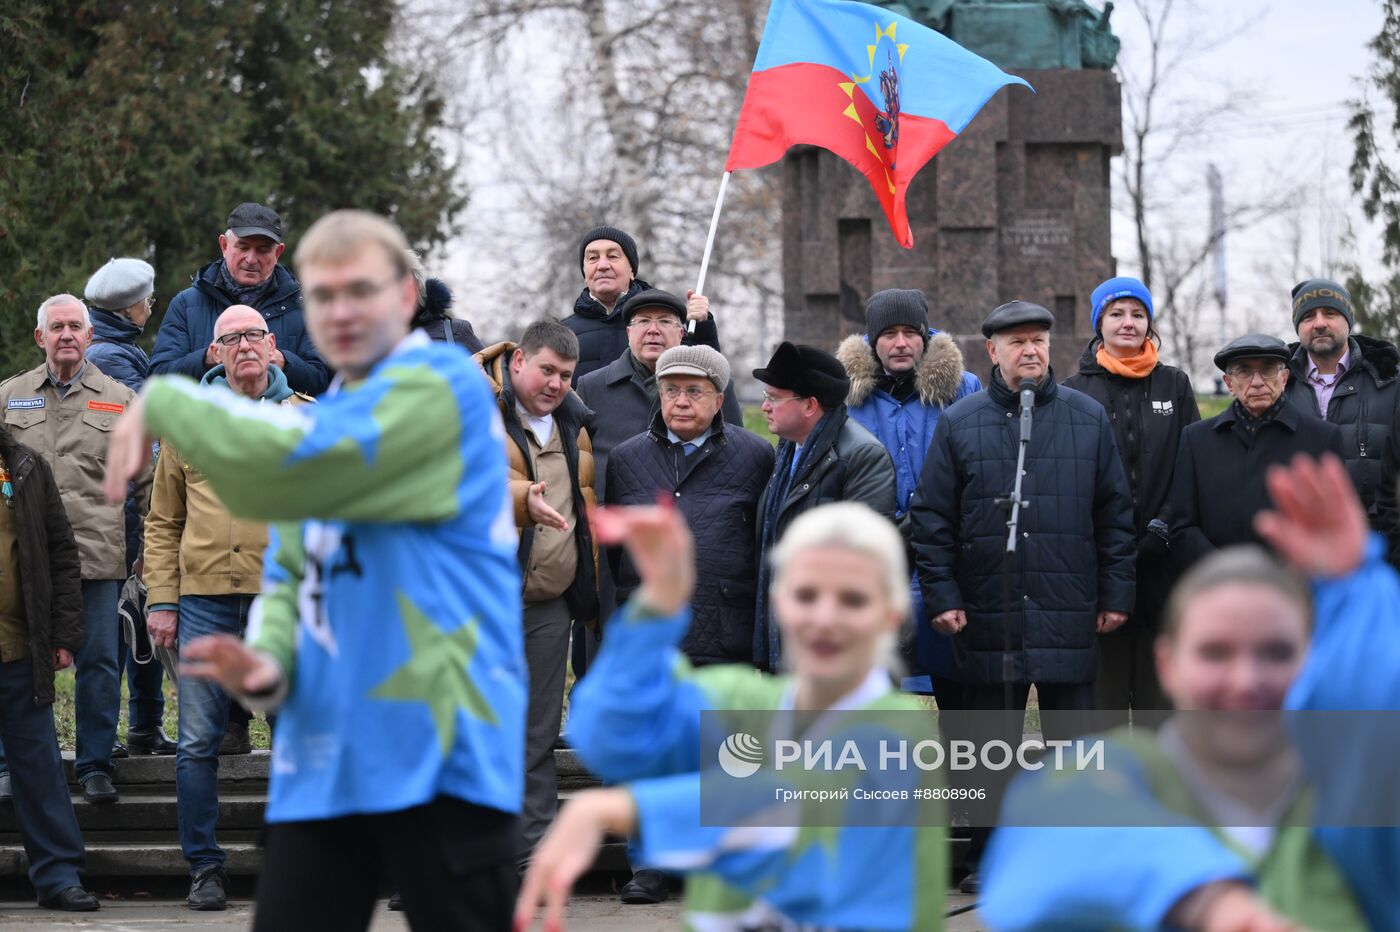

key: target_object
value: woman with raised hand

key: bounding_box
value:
[515,500,946,931]
[980,453,1398,932]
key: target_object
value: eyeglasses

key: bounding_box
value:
[627,316,682,330]
[661,385,717,401]
[761,391,805,406]
[215,328,270,347]
[1226,362,1285,382]
[305,276,403,311]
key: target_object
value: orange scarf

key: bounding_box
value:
[1096,340,1158,379]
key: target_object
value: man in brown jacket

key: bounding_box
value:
[143,305,313,911]
[0,294,152,805]
[475,318,597,864]
[0,425,99,911]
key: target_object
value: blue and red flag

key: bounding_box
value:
[726,0,1031,247]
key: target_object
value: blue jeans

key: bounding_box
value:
[0,658,86,898]
[0,580,121,781]
[118,637,166,731]
[176,594,253,874]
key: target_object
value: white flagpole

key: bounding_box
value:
[689,171,732,334]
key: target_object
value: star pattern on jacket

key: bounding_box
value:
[369,592,497,755]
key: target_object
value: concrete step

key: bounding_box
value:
[0,793,267,839]
[0,748,605,879]
[60,749,273,789]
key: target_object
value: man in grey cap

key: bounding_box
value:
[1169,333,1345,572]
[606,344,775,667]
[150,203,329,395]
[908,300,1136,893]
[599,342,776,905]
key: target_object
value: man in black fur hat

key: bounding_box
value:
[751,342,896,672]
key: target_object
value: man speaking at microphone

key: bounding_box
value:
[908,301,1135,888]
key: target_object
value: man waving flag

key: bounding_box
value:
[726,0,1031,247]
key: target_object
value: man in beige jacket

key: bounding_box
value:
[474,319,597,865]
[143,304,312,911]
[0,294,152,806]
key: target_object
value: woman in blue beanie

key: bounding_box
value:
[1064,276,1199,711]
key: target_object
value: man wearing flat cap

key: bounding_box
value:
[564,226,725,379]
[1281,278,1399,528]
[606,344,774,667]
[751,342,896,672]
[1168,333,1344,572]
[150,203,328,395]
[909,301,1136,891]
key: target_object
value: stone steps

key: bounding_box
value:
[0,749,962,883]
[0,748,625,880]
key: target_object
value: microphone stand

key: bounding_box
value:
[995,380,1035,713]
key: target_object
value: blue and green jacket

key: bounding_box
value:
[981,534,1400,931]
[569,602,946,930]
[141,330,523,822]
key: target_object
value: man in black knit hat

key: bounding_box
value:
[563,225,725,378]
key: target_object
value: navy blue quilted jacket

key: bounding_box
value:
[909,368,1136,685]
[605,412,775,665]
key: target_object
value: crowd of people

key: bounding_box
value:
[0,201,1394,930]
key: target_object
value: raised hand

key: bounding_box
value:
[589,497,695,617]
[1254,453,1366,578]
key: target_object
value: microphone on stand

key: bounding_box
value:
[1018,378,1035,445]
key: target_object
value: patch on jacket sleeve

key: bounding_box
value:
[6,397,44,409]
[1151,400,1174,415]
[87,400,126,414]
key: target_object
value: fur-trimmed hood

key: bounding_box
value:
[837,330,969,407]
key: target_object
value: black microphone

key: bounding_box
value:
[1018,378,1035,444]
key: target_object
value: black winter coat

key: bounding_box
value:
[0,428,84,706]
[576,351,743,501]
[753,406,897,670]
[1284,335,1400,523]
[606,412,775,665]
[1168,397,1344,572]
[564,279,725,379]
[1063,342,1200,539]
[909,369,1136,685]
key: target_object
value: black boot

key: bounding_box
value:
[40,886,99,911]
[219,721,252,756]
[188,866,229,911]
[81,773,118,805]
[127,727,177,756]
[620,869,668,904]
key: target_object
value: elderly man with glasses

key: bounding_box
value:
[604,344,775,668]
[142,304,314,910]
[1167,333,1345,573]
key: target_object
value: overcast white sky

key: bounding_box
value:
[439,0,1391,351]
[1106,0,1386,338]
